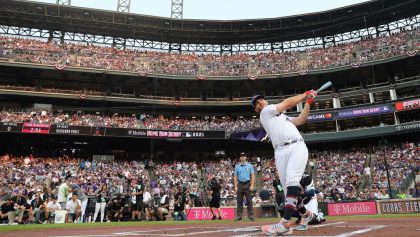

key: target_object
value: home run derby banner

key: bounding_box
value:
[187,207,235,220]
[327,202,377,216]
[337,104,393,119]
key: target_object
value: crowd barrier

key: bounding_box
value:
[46,199,420,224]
[376,198,420,214]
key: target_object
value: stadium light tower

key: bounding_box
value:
[114,0,131,49]
[117,0,131,13]
[51,1,71,44]
[171,0,183,19]
[56,0,71,5]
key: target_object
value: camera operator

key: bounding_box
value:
[173,187,187,221]
[156,190,170,221]
[273,174,285,211]
[106,194,123,222]
[208,177,222,220]
[130,179,144,221]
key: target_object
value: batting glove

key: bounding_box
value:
[304,90,317,105]
[304,89,317,98]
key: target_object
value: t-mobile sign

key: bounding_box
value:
[186,207,235,220]
[328,202,377,216]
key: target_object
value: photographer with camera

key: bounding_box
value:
[208,177,222,220]
[106,194,123,222]
[173,186,187,221]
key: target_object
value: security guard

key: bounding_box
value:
[234,152,255,221]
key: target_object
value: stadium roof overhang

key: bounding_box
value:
[0,0,419,45]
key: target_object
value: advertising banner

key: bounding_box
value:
[395,98,420,111]
[22,123,50,134]
[50,125,92,135]
[376,198,420,214]
[307,113,334,122]
[395,122,420,132]
[337,105,393,119]
[186,207,235,220]
[327,202,377,216]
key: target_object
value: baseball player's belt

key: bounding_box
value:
[274,138,304,150]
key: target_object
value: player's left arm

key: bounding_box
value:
[292,102,311,126]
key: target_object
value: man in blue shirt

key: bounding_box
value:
[234,152,255,221]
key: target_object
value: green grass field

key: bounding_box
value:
[0,213,419,232]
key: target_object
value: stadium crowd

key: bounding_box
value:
[373,141,419,195]
[0,140,417,225]
[0,154,242,225]
[313,149,373,202]
[260,141,419,203]
[0,111,261,135]
[0,28,419,76]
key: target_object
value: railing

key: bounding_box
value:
[0,75,419,105]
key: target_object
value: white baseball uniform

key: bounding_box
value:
[260,104,309,196]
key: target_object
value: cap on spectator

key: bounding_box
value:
[251,95,265,107]
[36,188,41,192]
[240,152,247,157]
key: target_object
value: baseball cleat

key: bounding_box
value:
[261,222,293,236]
[296,210,313,231]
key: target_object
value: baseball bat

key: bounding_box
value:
[317,81,332,93]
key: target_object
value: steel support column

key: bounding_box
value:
[117,0,131,13]
[171,0,183,19]
[56,0,71,5]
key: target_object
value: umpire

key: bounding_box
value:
[234,152,255,221]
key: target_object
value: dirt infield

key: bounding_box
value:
[1,215,419,237]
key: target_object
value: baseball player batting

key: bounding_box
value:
[251,88,319,236]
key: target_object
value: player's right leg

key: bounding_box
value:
[261,150,293,236]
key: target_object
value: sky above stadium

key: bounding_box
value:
[32,0,369,20]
